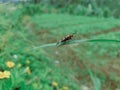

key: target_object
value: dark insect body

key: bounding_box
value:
[56,32,76,46]
[60,34,74,42]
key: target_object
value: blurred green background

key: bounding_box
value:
[0,0,120,90]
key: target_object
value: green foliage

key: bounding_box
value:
[35,39,120,48]
[21,4,58,15]
[1,0,120,18]
[0,3,120,90]
[7,3,111,18]
[88,70,101,90]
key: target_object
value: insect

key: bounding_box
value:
[56,32,76,46]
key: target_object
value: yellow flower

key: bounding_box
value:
[6,61,15,68]
[52,81,58,87]
[0,71,4,79]
[17,63,22,68]
[0,71,11,79]
[26,60,30,64]
[26,67,31,75]
[63,86,69,90]
[3,71,11,78]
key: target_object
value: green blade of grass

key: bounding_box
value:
[88,69,101,90]
[32,39,120,49]
[88,39,120,43]
[33,43,57,49]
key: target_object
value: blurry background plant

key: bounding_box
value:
[1,0,119,18]
[17,0,120,18]
[0,0,120,90]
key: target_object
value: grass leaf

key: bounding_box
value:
[32,39,120,49]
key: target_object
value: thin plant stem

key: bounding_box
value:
[32,39,120,49]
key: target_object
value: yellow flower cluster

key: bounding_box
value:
[51,81,69,90]
[0,71,11,79]
[26,60,30,64]
[59,86,69,90]
[0,61,15,79]
[17,63,22,68]
[62,86,69,90]
[26,66,31,75]
[6,61,15,68]
[52,81,58,87]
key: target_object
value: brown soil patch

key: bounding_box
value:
[84,27,120,37]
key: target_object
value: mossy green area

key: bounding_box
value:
[0,4,120,90]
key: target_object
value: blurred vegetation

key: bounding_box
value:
[1,0,120,18]
[0,1,120,90]
[29,0,120,18]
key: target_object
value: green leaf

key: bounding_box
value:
[32,39,120,48]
